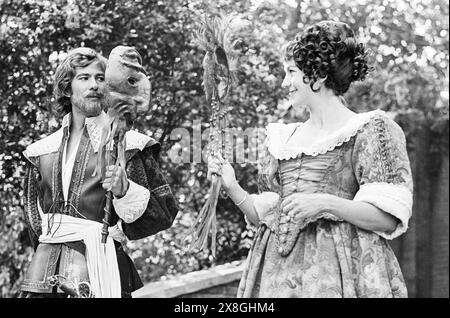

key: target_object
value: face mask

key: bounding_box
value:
[104,46,151,130]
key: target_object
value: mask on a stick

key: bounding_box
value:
[94,46,151,177]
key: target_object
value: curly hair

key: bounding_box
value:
[52,47,107,116]
[284,20,371,96]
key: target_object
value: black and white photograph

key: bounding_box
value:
[0,0,448,301]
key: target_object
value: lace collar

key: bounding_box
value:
[24,112,153,158]
[56,111,110,153]
[266,109,385,159]
[83,112,109,153]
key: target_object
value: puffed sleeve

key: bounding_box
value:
[352,115,413,240]
[119,145,179,240]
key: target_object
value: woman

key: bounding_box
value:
[208,20,413,298]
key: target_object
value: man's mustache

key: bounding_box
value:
[85,92,104,98]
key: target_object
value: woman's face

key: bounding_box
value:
[282,60,312,108]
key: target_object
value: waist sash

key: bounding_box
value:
[39,214,122,298]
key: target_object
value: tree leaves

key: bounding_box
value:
[0,0,448,297]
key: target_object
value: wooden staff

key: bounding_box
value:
[101,134,117,244]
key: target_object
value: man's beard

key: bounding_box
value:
[71,94,106,117]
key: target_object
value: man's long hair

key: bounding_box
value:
[52,47,107,117]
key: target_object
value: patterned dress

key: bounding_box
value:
[237,110,413,298]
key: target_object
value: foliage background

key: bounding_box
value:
[0,0,448,297]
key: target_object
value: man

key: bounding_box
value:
[21,47,179,298]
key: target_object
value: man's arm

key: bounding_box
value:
[113,145,179,240]
[22,161,42,250]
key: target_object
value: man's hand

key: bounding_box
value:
[102,165,129,198]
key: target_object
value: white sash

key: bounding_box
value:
[39,214,122,298]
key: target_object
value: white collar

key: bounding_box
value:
[266,109,385,159]
[24,112,153,159]
[61,111,109,153]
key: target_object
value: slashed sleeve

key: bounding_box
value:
[352,115,413,240]
[22,159,43,250]
[119,145,179,240]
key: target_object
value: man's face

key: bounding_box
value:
[70,61,106,117]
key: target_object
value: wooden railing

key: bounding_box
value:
[132,261,245,298]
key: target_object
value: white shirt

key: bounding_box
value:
[62,134,81,202]
[59,112,151,224]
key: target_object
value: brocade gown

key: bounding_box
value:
[237,110,413,298]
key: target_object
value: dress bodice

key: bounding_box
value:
[278,142,358,201]
[274,145,355,256]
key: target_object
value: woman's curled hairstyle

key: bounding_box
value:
[52,47,107,116]
[284,21,371,95]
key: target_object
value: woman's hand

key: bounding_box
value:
[102,165,129,198]
[280,193,336,222]
[207,155,237,192]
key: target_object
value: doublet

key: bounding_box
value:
[21,112,179,296]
